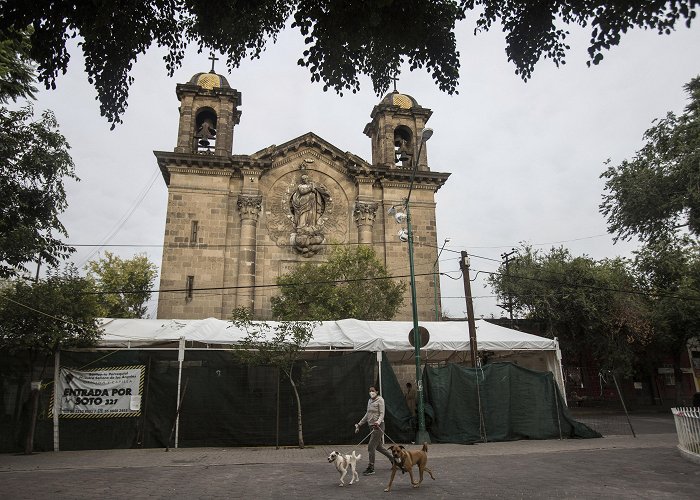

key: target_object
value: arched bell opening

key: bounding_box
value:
[394,126,413,168]
[194,107,218,153]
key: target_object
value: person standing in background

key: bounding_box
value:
[405,381,416,415]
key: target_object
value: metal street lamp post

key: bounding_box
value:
[404,128,433,444]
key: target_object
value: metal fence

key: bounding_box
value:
[671,407,700,457]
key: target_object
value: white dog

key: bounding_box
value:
[327,450,362,486]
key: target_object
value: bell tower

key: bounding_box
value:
[362,90,449,322]
[363,91,433,170]
[155,63,256,321]
[173,68,242,156]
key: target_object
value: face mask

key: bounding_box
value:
[369,391,377,398]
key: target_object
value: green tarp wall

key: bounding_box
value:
[1,352,598,452]
[381,360,600,443]
[0,350,374,452]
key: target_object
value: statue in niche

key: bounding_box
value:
[289,174,330,256]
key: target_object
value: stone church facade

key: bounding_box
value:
[155,69,450,321]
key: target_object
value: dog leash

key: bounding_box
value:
[324,427,391,458]
[354,426,397,447]
[355,430,373,446]
[358,425,399,446]
[378,426,398,445]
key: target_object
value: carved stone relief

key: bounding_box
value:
[266,163,347,257]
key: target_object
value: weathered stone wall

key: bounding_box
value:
[157,147,442,321]
[156,169,240,319]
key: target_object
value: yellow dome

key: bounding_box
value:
[380,91,419,109]
[188,71,230,90]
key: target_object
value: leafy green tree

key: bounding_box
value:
[633,237,700,403]
[0,29,76,279]
[0,28,36,102]
[1,1,695,126]
[0,266,102,453]
[85,252,158,319]
[488,245,652,376]
[271,246,405,320]
[230,307,317,448]
[601,76,700,243]
[601,75,700,403]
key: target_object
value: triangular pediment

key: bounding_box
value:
[250,131,450,190]
[251,132,371,170]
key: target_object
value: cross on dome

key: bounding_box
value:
[209,53,219,73]
[390,74,399,93]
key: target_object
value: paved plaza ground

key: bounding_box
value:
[0,412,698,499]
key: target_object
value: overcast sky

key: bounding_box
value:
[30,18,700,320]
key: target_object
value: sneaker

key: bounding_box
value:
[363,465,375,476]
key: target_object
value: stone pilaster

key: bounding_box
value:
[236,194,262,311]
[353,201,379,245]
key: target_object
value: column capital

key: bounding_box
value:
[237,194,263,221]
[353,200,379,226]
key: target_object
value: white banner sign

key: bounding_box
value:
[57,366,144,417]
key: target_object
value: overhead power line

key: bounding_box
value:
[16,264,698,304]
[76,169,161,267]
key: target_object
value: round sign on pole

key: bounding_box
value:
[408,326,430,348]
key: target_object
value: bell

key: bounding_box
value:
[395,152,409,163]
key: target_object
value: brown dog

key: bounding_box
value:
[384,443,435,492]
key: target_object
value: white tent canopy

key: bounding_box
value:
[95,317,564,398]
[97,317,557,352]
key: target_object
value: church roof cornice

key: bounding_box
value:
[153,151,270,185]
[376,167,451,193]
[368,103,433,120]
[175,83,241,102]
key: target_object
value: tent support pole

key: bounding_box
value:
[612,372,636,438]
[175,337,185,448]
[377,351,383,395]
[554,338,567,406]
[53,350,60,452]
[553,376,563,440]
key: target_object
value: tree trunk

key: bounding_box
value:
[24,382,40,455]
[288,375,304,449]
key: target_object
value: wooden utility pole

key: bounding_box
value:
[499,249,517,328]
[459,251,478,367]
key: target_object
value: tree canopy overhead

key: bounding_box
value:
[0,1,695,127]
